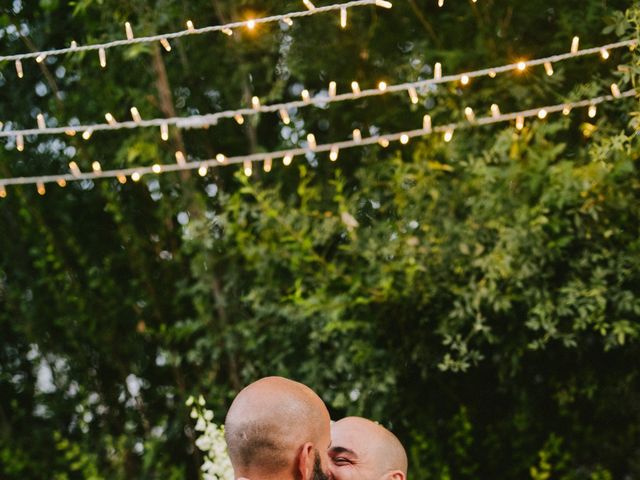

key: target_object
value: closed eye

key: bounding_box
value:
[332,457,353,466]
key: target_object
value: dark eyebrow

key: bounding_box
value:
[329,446,358,457]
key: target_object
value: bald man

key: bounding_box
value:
[224,376,334,480]
[328,417,408,480]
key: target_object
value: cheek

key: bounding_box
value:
[329,465,357,480]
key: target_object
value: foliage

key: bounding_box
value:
[1,0,639,479]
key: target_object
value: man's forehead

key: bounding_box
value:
[330,420,377,455]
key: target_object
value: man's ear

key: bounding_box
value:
[382,471,406,480]
[296,442,315,480]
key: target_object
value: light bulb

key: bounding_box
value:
[443,129,454,142]
[125,22,134,40]
[434,62,442,79]
[307,133,317,150]
[283,154,293,166]
[152,164,162,174]
[264,157,273,172]
[544,62,554,76]
[303,0,316,10]
[351,81,361,95]
[57,179,67,188]
[329,81,337,97]
[16,134,24,152]
[69,162,81,177]
[537,109,548,119]
[198,165,208,177]
[516,116,525,130]
[378,81,387,91]
[464,107,475,122]
[588,105,597,118]
[279,109,291,125]
[301,89,311,102]
[460,75,470,86]
[161,123,169,141]
[243,160,252,177]
[175,151,186,165]
[400,134,409,144]
[105,113,116,125]
[186,20,195,32]
[130,107,142,123]
[610,83,621,98]
[92,161,102,173]
[353,129,362,142]
[131,172,141,182]
[330,146,339,161]
[600,49,610,60]
[216,154,226,164]
[234,114,245,125]
[340,7,347,28]
[117,175,127,184]
[0,185,6,198]
[571,36,580,54]
[490,104,500,118]
[82,129,93,140]
[378,138,390,148]
[37,182,46,196]
[15,59,24,79]
[423,114,432,132]
[408,87,419,104]
[160,38,172,52]
[37,113,46,129]
[99,48,107,68]
[252,96,261,110]
[517,61,526,71]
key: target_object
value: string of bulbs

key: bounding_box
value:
[0,89,634,198]
[1,38,634,145]
[1,0,392,71]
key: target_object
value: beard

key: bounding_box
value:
[312,451,332,480]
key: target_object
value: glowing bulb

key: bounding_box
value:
[198,165,208,177]
[161,123,169,141]
[283,154,293,166]
[117,175,127,184]
[378,138,390,148]
[375,0,393,7]
[517,61,526,71]
[330,146,339,161]
[247,19,256,30]
[98,48,107,68]
[307,133,317,150]
[57,179,67,188]
[610,83,621,98]
[264,157,273,172]
[70,40,78,49]
[175,151,186,165]
[222,28,233,36]
[282,17,293,26]
[438,0,444,7]
[37,182,46,196]
[340,7,347,28]
[571,36,580,54]
[130,107,142,123]
[351,81,361,95]
[82,129,93,140]
[216,154,226,164]
[252,96,261,110]
[353,129,362,142]
[92,161,102,173]
[105,113,116,125]
[234,114,245,125]
[400,134,409,144]
[434,62,442,79]
[36,54,46,64]
[423,114,432,132]
[562,105,572,116]
[464,107,475,122]
[488,70,496,78]
[329,81,337,97]
[537,109,548,119]
[0,185,6,198]
[544,62,554,76]
[131,172,141,182]
[160,38,172,52]
[301,89,311,102]
[65,129,76,136]
[279,109,291,125]
[408,87,419,104]
[443,129,454,142]
[69,162,81,177]
[378,81,387,91]
[16,134,24,152]
[152,164,162,174]
[515,116,525,130]
[243,160,252,177]
[15,59,24,79]
[460,75,470,86]
[600,48,610,60]
[37,113,46,129]
[303,0,316,10]
[186,20,195,32]
[125,22,134,40]
[490,104,500,118]
[588,104,597,118]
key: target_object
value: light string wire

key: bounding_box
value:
[0,89,635,190]
[1,39,635,140]
[0,0,390,63]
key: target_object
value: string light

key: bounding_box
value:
[600,48,610,60]
[37,182,46,196]
[161,122,169,140]
[216,154,226,163]
[329,81,337,97]
[186,20,196,32]
[243,160,252,176]
[264,157,273,172]
[378,81,388,91]
[282,17,294,27]
[438,0,444,6]
[443,129,454,142]
[562,105,572,115]
[2,93,634,193]
[610,83,621,98]
[341,7,347,28]
[198,165,208,176]
[537,109,548,119]
[588,104,597,118]
[283,154,293,166]
[353,128,362,142]
[130,107,142,123]
[490,104,501,118]
[82,130,93,140]
[434,62,442,79]
[571,36,580,54]
[517,61,526,71]
[307,133,317,150]
[152,164,162,174]
[544,62,554,76]
[408,87,419,104]
[36,114,46,129]
[125,22,134,40]
[105,113,117,125]
[57,179,67,187]
[92,161,102,173]
[279,109,291,125]
[488,70,496,78]
[98,48,107,68]
[159,38,172,52]
[68,162,81,177]
[303,0,316,10]
[15,59,23,78]
[330,145,339,161]
[0,185,7,198]
[400,133,409,144]
[4,39,634,141]
[16,134,24,152]
[117,175,127,184]
[0,1,388,64]
[423,114,432,132]
[222,28,233,36]
[252,96,261,110]
[175,151,186,165]
[460,75,470,86]
[351,81,361,95]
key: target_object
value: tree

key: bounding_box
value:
[1,0,639,478]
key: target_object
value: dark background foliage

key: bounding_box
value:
[1,0,639,478]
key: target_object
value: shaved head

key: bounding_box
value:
[329,417,408,480]
[225,377,332,480]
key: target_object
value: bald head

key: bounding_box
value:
[329,417,408,480]
[225,377,331,479]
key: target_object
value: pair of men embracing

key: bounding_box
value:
[224,376,408,480]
